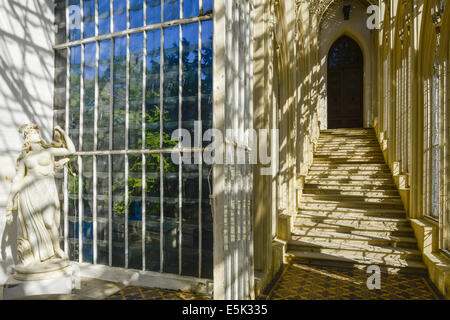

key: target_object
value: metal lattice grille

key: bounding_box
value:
[53,0,214,279]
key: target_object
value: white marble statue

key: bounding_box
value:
[5,124,75,280]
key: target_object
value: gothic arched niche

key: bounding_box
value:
[327,35,364,129]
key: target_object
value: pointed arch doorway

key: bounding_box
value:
[327,35,364,129]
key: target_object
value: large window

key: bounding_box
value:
[53,0,214,278]
[430,56,440,220]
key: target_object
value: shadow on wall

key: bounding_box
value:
[0,0,54,284]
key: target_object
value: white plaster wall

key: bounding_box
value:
[0,0,55,284]
[318,0,373,130]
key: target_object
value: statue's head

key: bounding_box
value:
[19,124,42,145]
[15,124,49,169]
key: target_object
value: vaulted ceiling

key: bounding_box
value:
[309,0,378,24]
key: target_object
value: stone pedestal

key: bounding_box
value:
[2,261,73,300]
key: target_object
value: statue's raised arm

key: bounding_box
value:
[50,125,76,156]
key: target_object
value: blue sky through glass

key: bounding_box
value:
[183,0,199,18]
[114,0,127,32]
[130,0,144,29]
[98,0,111,35]
[146,0,161,24]
[164,0,180,21]
[83,0,96,38]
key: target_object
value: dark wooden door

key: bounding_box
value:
[327,36,364,129]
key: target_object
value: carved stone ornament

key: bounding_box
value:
[5,124,76,281]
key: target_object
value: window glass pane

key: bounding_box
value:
[183,0,199,18]
[55,169,65,250]
[82,156,94,263]
[98,40,111,150]
[54,49,67,129]
[163,154,179,274]
[69,46,82,150]
[432,147,440,217]
[114,0,127,32]
[55,0,67,44]
[54,49,67,249]
[98,0,111,35]
[130,0,144,29]
[83,0,95,38]
[431,60,440,218]
[202,164,213,278]
[129,33,144,150]
[113,36,127,150]
[69,0,81,41]
[83,42,96,151]
[112,154,125,267]
[128,154,143,269]
[203,0,213,14]
[96,155,110,266]
[68,158,79,261]
[181,158,199,277]
[146,29,161,149]
[146,0,161,24]
[145,154,161,271]
[164,0,180,21]
[163,27,179,148]
[201,20,213,142]
[182,23,199,145]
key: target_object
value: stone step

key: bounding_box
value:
[314,151,383,156]
[290,231,418,249]
[305,178,395,186]
[319,132,377,136]
[308,168,391,174]
[321,129,375,132]
[303,188,399,197]
[292,226,413,239]
[314,156,384,160]
[315,146,381,152]
[287,239,422,260]
[296,210,408,222]
[315,148,382,153]
[297,205,406,215]
[285,251,427,274]
[303,183,398,191]
[319,135,377,138]
[317,138,378,142]
[301,193,401,202]
[293,219,414,235]
[294,216,412,232]
[316,144,380,148]
[320,130,375,134]
[299,199,405,210]
[313,159,385,164]
[310,163,389,169]
[307,169,392,175]
[313,155,384,160]
[306,173,393,180]
[288,130,424,275]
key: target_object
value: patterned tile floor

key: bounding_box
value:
[103,264,442,300]
[106,286,212,300]
[267,264,442,300]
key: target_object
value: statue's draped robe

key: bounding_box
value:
[18,174,60,263]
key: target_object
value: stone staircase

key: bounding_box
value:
[286,128,427,274]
